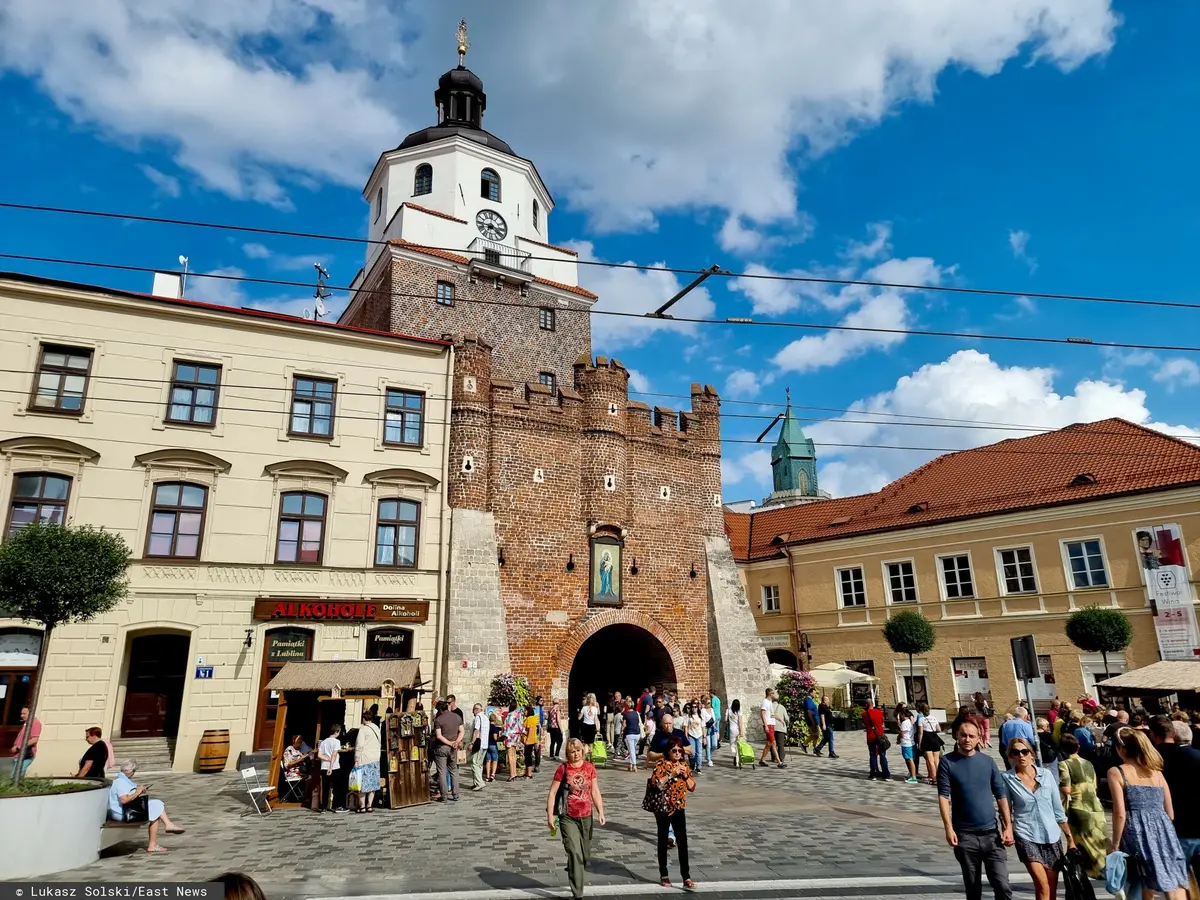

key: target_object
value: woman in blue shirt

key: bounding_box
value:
[1001,737,1075,900]
[108,759,184,853]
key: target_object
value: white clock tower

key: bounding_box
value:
[356,21,580,291]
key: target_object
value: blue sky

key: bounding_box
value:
[1,1,1197,499]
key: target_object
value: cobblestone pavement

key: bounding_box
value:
[49,742,1024,898]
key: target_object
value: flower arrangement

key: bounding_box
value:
[487,673,531,709]
[775,669,818,747]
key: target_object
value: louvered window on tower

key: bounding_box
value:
[481,168,501,201]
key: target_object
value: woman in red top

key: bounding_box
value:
[546,738,606,900]
[863,697,891,781]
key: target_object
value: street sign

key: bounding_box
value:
[194,666,214,680]
[1011,635,1040,681]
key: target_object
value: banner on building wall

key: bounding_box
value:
[1133,523,1200,660]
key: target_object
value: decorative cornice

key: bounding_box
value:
[263,460,350,482]
[135,448,232,473]
[0,436,100,462]
[363,467,440,488]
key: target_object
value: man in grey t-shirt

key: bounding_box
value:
[937,720,1013,900]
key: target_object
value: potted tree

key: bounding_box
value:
[883,610,937,710]
[1066,606,1133,681]
[0,522,130,877]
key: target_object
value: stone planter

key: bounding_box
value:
[0,780,109,878]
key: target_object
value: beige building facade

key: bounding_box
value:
[728,419,1200,718]
[0,274,453,774]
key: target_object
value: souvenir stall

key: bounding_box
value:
[266,658,430,810]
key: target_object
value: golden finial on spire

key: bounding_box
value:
[456,18,469,65]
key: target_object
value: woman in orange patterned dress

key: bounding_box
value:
[646,735,697,888]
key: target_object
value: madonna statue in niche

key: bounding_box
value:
[590,536,622,606]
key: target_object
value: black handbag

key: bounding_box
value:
[1055,847,1097,900]
[122,795,150,822]
[553,766,571,818]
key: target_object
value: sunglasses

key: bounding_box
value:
[1008,748,1032,757]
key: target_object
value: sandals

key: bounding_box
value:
[146,846,169,854]
[164,827,185,834]
[506,776,517,783]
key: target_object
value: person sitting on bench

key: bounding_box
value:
[108,759,185,853]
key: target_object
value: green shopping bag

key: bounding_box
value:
[590,740,608,765]
[737,738,756,765]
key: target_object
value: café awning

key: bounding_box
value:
[265,659,422,694]
[1097,660,1200,695]
[809,662,879,689]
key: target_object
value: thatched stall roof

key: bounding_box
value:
[265,659,421,694]
[1097,661,1200,694]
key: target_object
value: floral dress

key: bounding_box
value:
[503,709,525,747]
[1058,754,1107,877]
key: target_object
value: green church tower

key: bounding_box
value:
[770,389,820,497]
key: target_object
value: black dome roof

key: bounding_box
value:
[393,64,516,157]
[396,124,514,156]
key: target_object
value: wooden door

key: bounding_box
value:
[255,628,313,751]
[121,634,190,738]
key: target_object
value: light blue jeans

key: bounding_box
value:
[1178,837,1200,882]
[9,756,33,781]
[688,736,704,772]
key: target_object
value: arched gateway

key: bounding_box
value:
[554,610,686,720]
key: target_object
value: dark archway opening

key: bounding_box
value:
[568,624,676,737]
[767,648,799,669]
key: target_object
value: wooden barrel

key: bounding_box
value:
[197,729,230,773]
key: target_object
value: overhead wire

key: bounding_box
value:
[5,250,1200,356]
[3,199,1200,313]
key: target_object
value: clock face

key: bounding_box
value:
[475,209,507,241]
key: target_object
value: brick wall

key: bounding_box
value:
[448,340,724,700]
[344,250,592,388]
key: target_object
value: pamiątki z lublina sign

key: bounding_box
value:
[254,598,429,623]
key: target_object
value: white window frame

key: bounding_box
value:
[936,551,981,619]
[994,544,1039,596]
[761,584,781,614]
[836,565,867,608]
[1060,535,1111,591]
[882,558,919,605]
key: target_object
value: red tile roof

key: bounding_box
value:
[401,202,467,224]
[390,239,470,265]
[533,276,598,300]
[2,271,451,349]
[520,236,580,256]
[726,418,1200,560]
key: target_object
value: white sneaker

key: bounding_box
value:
[707,760,714,767]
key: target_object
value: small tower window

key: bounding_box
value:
[414,164,433,197]
[436,281,455,306]
[532,199,540,231]
[538,372,556,392]
[481,168,501,202]
[539,308,556,331]
[374,187,383,222]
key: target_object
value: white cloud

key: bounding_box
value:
[806,349,1200,496]
[772,292,911,373]
[721,448,772,488]
[724,369,761,399]
[717,213,815,256]
[1153,358,1200,390]
[187,266,249,307]
[242,242,271,260]
[627,368,652,395]
[139,164,180,198]
[1009,229,1038,272]
[569,241,716,350]
[0,2,1118,218]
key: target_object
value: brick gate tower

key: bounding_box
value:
[340,28,770,723]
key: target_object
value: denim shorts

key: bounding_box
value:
[485,745,499,762]
[902,745,915,760]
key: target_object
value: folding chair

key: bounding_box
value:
[241,766,272,815]
[278,761,304,803]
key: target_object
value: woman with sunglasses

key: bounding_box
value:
[1001,737,1074,900]
[646,736,697,888]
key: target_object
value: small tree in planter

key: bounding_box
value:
[883,610,937,707]
[0,524,130,787]
[487,673,531,711]
[775,669,817,746]
[1066,606,1133,678]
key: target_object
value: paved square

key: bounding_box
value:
[48,742,1020,898]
